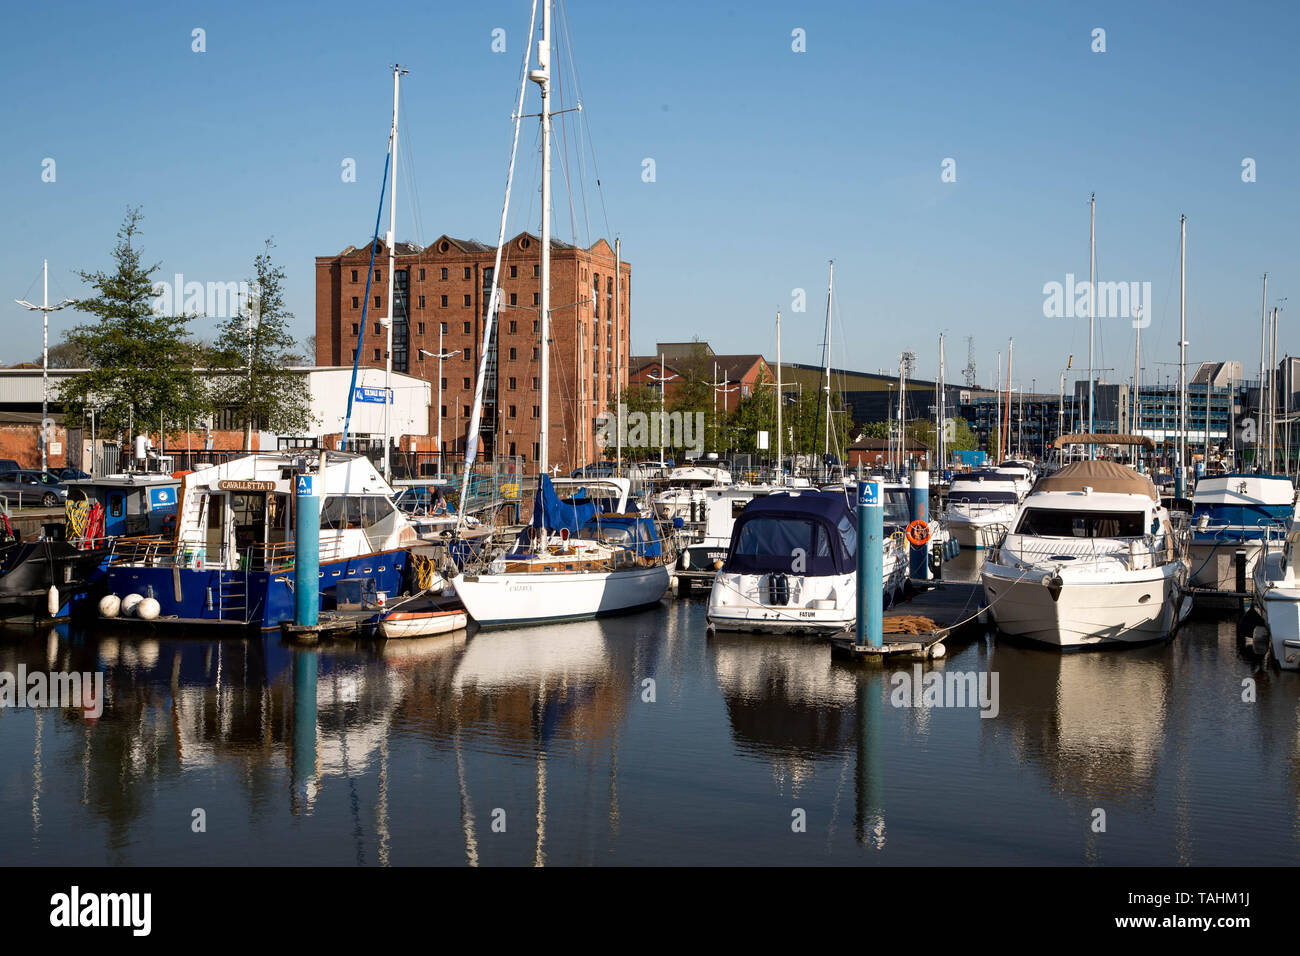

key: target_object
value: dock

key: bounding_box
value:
[281,608,379,644]
[830,580,985,662]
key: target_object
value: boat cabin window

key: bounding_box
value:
[267,493,289,544]
[1015,508,1146,538]
[109,493,124,518]
[321,495,397,531]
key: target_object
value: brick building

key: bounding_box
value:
[315,233,629,473]
[628,342,772,415]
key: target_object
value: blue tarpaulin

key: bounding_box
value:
[530,474,596,534]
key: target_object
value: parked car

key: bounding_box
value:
[0,469,66,508]
[50,467,90,482]
[0,459,19,473]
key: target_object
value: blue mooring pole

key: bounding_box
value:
[294,472,320,627]
[856,479,883,649]
[909,469,930,580]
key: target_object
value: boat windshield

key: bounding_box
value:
[578,525,634,546]
[884,491,910,528]
[1015,508,1146,538]
[736,517,833,559]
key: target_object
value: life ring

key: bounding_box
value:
[905,520,931,547]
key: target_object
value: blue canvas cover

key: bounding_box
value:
[723,491,857,577]
[529,474,596,535]
[579,514,663,558]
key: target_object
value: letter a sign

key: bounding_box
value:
[858,480,881,508]
[296,475,314,498]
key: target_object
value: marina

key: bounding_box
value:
[4,0,1300,919]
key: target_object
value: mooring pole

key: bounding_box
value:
[909,469,930,581]
[856,479,884,650]
[294,470,320,627]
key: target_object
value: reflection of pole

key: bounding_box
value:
[854,674,886,849]
[454,727,479,867]
[291,649,318,813]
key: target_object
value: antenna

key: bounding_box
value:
[963,335,977,388]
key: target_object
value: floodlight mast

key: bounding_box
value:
[15,258,74,473]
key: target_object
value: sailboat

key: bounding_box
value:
[450,0,670,628]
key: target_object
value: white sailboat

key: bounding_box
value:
[451,0,670,628]
[1251,519,1300,670]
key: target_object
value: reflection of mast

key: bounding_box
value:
[31,710,43,849]
[377,733,390,867]
[534,749,548,867]
[454,727,479,867]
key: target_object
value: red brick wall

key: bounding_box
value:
[315,234,630,474]
[0,425,67,470]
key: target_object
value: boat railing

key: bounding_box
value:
[109,535,352,572]
[991,532,1176,571]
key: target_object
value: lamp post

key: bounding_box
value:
[15,259,74,474]
[419,326,460,475]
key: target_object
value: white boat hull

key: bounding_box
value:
[452,564,669,628]
[706,554,906,636]
[1253,550,1300,670]
[981,564,1184,648]
[379,608,468,638]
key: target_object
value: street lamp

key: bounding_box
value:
[419,326,460,476]
[15,258,74,474]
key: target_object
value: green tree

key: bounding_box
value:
[59,208,210,443]
[209,239,314,445]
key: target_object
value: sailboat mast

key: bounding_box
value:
[822,260,834,468]
[775,309,783,484]
[1178,214,1187,480]
[1088,193,1096,436]
[615,237,621,474]
[1004,340,1013,461]
[534,0,552,475]
[1260,274,1268,471]
[382,64,404,480]
[1133,318,1141,466]
[937,332,945,472]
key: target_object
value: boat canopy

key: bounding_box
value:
[579,514,662,557]
[1034,460,1159,501]
[724,491,857,576]
[1052,433,1156,450]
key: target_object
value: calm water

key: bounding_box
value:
[2,552,1298,866]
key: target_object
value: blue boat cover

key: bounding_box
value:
[723,491,857,576]
[530,474,596,534]
[580,514,663,558]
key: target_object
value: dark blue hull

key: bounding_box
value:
[105,549,409,629]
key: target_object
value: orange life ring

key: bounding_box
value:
[905,520,931,547]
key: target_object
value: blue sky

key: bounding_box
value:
[3,0,1298,395]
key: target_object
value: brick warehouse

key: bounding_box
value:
[316,233,630,473]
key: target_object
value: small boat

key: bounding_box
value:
[653,458,734,521]
[1188,473,1294,595]
[942,470,1020,549]
[1250,519,1300,670]
[375,594,468,638]
[980,460,1188,648]
[707,490,906,635]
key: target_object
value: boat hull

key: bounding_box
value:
[379,608,468,638]
[706,560,905,636]
[104,548,410,629]
[980,564,1184,648]
[452,564,669,628]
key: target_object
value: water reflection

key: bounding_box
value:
[1,587,1299,864]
